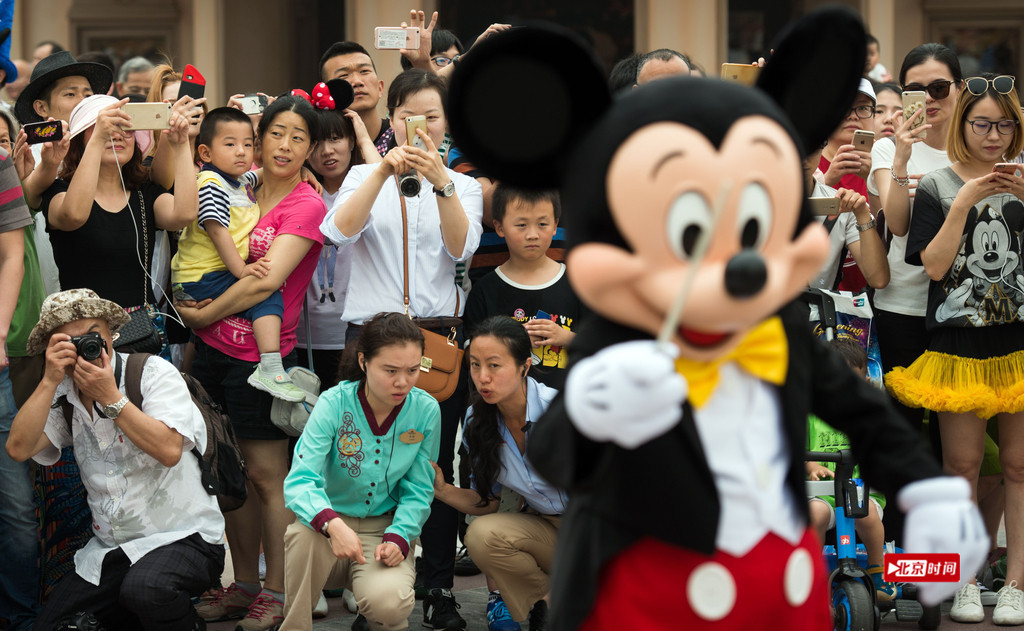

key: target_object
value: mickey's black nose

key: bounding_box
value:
[725,251,767,298]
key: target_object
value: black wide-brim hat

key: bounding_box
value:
[15,51,113,123]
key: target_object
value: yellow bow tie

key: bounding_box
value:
[674,316,789,409]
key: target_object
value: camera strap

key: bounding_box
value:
[394,175,459,319]
[113,351,123,388]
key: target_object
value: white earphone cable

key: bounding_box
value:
[110,136,187,329]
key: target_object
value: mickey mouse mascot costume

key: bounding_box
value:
[448,7,988,630]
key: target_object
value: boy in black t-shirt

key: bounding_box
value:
[463,185,585,389]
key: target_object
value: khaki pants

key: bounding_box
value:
[464,512,560,621]
[282,515,416,631]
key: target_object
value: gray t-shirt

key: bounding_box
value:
[809,181,859,290]
[906,166,1024,329]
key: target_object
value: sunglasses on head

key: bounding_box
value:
[965,75,1016,96]
[902,79,956,100]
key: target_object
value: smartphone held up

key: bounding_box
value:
[123,102,171,131]
[239,94,268,116]
[375,27,420,50]
[808,197,841,216]
[177,64,206,101]
[720,63,760,86]
[398,115,428,197]
[902,91,926,139]
[24,120,63,145]
[853,130,875,152]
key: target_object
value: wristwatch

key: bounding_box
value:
[856,218,877,232]
[102,395,130,419]
[433,181,455,198]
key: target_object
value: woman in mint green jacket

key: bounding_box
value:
[281,312,441,631]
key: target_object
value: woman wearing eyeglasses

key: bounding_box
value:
[819,78,877,197]
[887,73,1024,626]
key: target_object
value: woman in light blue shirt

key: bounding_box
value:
[281,312,440,631]
[432,316,568,631]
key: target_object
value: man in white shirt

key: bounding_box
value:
[6,288,225,631]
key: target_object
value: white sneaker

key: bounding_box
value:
[951,583,986,623]
[313,592,329,619]
[994,581,1024,626]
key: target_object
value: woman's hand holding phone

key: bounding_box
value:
[170,95,206,137]
[835,187,870,222]
[892,108,929,169]
[89,99,133,151]
[12,130,35,181]
[379,145,410,178]
[403,128,447,190]
[163,109,192,146]
[823,144,862,187]
[960,172,1008,208]
[993,169,1024,200]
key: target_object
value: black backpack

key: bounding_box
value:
[61,353,248,512]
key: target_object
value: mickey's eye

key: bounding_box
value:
[735,183,772,250]
[667,191,713,260]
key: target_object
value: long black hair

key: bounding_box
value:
[898,43,963,86]
[463,316,533,507]
[338,312,424,386]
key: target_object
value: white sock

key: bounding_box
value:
[259,352,286,377]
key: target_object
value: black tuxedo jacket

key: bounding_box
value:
[528,302,944,631]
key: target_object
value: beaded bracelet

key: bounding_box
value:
[891,171,910,187]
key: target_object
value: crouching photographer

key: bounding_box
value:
[4,288,225,631]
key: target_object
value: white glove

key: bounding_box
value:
[564,340,688,449]
[899,476,990,606]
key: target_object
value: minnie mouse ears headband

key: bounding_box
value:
[291,79,355,111]
[447,7,867,189]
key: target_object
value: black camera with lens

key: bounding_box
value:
[398,169,420,197]
[55,611,106,630]
[71,332,106,361]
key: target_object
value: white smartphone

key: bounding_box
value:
[902,91,927,139]
[809,197,840,216]
[238,94,268,115]
[375,27,420,50]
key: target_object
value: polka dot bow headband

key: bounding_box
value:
[290,79,354,111]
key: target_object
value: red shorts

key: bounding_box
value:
[582,529,831,631]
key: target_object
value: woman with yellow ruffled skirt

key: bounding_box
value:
[886,74,1024,625]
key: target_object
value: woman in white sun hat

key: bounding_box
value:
[35,93,197,357]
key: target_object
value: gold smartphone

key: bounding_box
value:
[853,129,875,151]
[405,115,428,149]
[809,197,840,216]
[123,102,171,131]
[720,63,760,86]
[902,91,927,139]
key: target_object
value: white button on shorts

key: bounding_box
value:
[784,548,814,607]
[687,562,736,621]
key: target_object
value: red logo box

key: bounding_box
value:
[883,553,960,582]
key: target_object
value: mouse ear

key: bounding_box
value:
[447,24,611,189]
[325,79,354,111]
[755,6,867,157]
